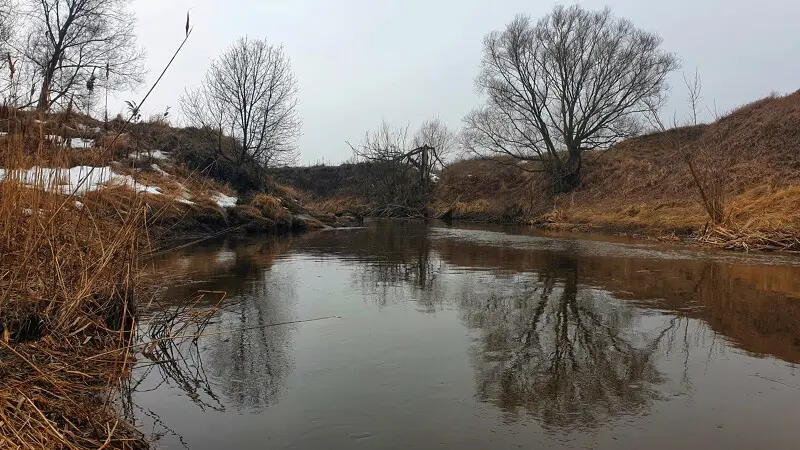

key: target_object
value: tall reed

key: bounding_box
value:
[0,19,193,449]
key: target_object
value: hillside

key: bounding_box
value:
[291,90,800,251]
[0,113,352,243]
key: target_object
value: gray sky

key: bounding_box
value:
[123,0,800,165]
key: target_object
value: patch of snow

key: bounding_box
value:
[171,181,196,205]
[40,135,95,148]
[70,138,95,148]
[44,135,65,146]
[151,164,167,175]
[111,174,162,195]
[76,124,101,134]
[22,208,46,217]
[212,192,237,208]
[129,150,170,161]
[0,166,111,195]
[0,166,160,196]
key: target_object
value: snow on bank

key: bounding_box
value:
[0,166,240,209]
[41,135,96,148]
[0,166,160,195]
[170,182,197,205]
[151,164,168,175]
[129,150,170,160]
[212,192,238,208]
[76,124,101,134]
[70,138,95,148]
[0,131,95,148]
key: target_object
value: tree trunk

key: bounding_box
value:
[36,78,50,110]
[36,57,60,110]
[550,147,582,194]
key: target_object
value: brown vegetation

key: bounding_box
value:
[275,90,800,252]
[436,90,800,250]
[0,126,149,448]
[0,10,331,448]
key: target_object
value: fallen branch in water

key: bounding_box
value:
[142,315,344,350]
[169,315,343,339]
[695,226,800,252]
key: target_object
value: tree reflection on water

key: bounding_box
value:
[129,221,800,444]
[457,256,677,428]
[296,225,683,428]
[126,237,298,445]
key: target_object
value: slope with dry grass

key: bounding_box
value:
[0,108,332,448]
[431,90,800,250]
[0,116,151,448]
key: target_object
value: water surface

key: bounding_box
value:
[130,220,800,449]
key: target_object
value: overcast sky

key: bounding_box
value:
[124,0,800,165]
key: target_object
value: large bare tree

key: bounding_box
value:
[0,0,13,51]
[21,0,145,110]
[462,5,678,192]
[180,37,301,175]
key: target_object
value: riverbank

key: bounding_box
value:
[0,114,339,449]
[0,186,333,449]
[0,157,150,447]
[283,91,800,253]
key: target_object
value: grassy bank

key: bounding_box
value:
[0,112,333,448]
[436,91,800,251]
[0,121,150,448]
[292,91,800,252]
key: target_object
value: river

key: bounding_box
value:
[128,220,800,449]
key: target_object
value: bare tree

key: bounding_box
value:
[19,0,145,111]
[180,37,301,178]
[462,5,678,192]
[684,68,702,126]
[349,120,418,215]
[646,71,730,225]
[349,118,454,216]
[0,1,18,103]
[0,0,13,51]
[412,117,456,176]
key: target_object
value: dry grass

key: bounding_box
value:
[250,193,288,221]
[0,118,151,448]
[307,195,371,217]
[428,90,800,249]
[727,185,800,233]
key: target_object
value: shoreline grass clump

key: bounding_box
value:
[0,114,151,448]
[1,19,195,449]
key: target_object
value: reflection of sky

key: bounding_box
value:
[132,226,800,450]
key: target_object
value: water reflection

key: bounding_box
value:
[459,262,672,428]
[431,229,800,364]
[295,222,446,311]
[202,267,297,410]
[134,238,297,418]
[132,221,800,449]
